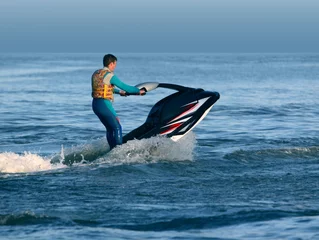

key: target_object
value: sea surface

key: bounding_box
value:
[1,53,319,239]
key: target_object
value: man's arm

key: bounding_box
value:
[110,75,140,94]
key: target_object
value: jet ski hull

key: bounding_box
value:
[123,85,220,143]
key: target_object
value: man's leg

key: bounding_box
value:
[106,119,122,149]
[92,99,122,150]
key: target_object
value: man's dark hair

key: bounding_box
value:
[103,54,117,67]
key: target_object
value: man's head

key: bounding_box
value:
[103,54,117,71]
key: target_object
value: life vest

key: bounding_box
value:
[91,68,115,100]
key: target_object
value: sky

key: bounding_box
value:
[0,0,319,53]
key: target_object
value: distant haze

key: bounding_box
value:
[0,0,318,53]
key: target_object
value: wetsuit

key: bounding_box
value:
[92,68,140,149]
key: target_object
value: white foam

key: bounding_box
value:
[0,152,65,174]
[95,132,197,166]
[50,138,110,165]
[0,133,197,174]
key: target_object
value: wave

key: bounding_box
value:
[50,138,110,165]
[224,146,319,162]
[52,133,196,166]
[113,209,319,232]
[206,215,319,240]
[0,211,58,226]
[95,133,196,166]
[217,103,317,117]
[0,152,66,174]
[3,209,318,229]
[2,211,319,240]
[0,66,93,80]
[1,133,196,174]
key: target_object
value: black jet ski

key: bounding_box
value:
[50,82,219,165]
[124,82,220,143]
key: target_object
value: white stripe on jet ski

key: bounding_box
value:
[168,97,210,124]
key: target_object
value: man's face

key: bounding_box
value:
[108,61,117,72]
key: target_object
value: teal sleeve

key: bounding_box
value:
[113,88,120,94]
[110,75,140,94]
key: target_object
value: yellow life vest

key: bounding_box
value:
[91,68,115,100]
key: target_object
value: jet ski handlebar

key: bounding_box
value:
[125,82,193,96]
[135,82,192,92]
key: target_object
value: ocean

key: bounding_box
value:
[1,53,319,239]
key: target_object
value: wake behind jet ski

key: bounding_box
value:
[123,82,220,142]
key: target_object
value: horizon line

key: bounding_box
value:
[1,51,319,54]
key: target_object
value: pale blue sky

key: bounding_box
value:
[0,0,318,52]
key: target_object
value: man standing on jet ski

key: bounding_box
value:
[91,54,145,149]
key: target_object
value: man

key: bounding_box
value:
[91,54,145,150]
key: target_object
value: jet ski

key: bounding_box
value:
[124,82,220,142]
[50,82,219,165]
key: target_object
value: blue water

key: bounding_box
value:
[1,53,319,239]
